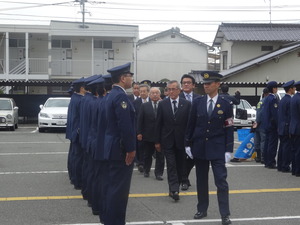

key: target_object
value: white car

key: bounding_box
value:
[38,97,71,132]
[0,98,19,131]
[233,99,256,127]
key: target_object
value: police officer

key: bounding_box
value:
[185,71,234,225]
[289,81,300,177]
[103,63,136,225]
[277,80,295,172]
[261,81,279,169]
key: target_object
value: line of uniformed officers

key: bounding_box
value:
[255,80,300,177]
[66,63,235,225]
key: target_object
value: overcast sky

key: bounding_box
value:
[1,0,300,45]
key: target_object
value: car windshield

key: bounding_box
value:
[235,100,252,110]
[44,99,70,108]
[0,100,12,110]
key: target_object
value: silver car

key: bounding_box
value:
[0,98,19,131]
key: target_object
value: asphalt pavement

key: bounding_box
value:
[0,124,299,225]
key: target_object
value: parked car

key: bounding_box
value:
[0,98,19,131]
[38,97,71,132]
[233,99,256,128]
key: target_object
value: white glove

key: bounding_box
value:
[225,152,232,163]
[185,147,193,159]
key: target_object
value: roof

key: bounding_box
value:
[0,79,73,87]
[137,27,210,48]
[219,42,300,78]
[213,23,300,47]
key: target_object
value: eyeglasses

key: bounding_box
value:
[182,81,192,85]
[167,88,179,92]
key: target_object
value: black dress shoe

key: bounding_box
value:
[155,176,163,181]
[92,210,100,215]
[194,211,207,219]
[74,185,82,190]
[268,165,277,169]
[138,165,144,173]
[169,191,180,201]
[296,174,300,177]
[221,216,232,225]
[230,158,240,163]
[144,172,149,178]
[181,183,189,191]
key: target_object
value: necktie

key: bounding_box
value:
[172,100,178,114]
[186,94,192,102]
[154,102,157,117]
[208,99,213,117]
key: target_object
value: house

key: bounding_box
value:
[136,27,210,82]
[213,23,300,71]
[0,20,139,94]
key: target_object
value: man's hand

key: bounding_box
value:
[225,152,232,163]
[185,146,193,159]
[137,134,143,141]
[125,151,136,166]
[155,143,161,152]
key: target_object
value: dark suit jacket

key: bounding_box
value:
[133,97,151,118]
[278,94,292,136]
[179,91,200,102]
[128,94,138,103]
[185,95,234,160]
[137,101,157,143]
[289,92,300,135]
[155,97,191,150]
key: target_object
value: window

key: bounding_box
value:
[261,46,273,51]
[94,40,103,48]
[9,38,25,47]
[222,51,228,70]
[103,40,112,49]
[51,39,71,48]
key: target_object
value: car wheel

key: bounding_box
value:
[10,125,15,131]
[39,127,46,133]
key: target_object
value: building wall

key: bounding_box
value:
[137,34,208,82]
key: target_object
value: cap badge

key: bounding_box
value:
[204,73,209,79]
[121,101,127,109]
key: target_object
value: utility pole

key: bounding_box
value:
[75,0,89,28]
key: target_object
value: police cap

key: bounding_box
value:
[140,80,151,86]
[87,76,104,86]
[200,71,223,84]
[72,77,85,85]
[266,81,278,88]
[84,74,102,85]
[107,62,133,78]
[282,80,294,89]
[294,81,300,87]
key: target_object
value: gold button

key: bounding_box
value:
[207,130,209,132]
[206,138,208,141]
[208,121,211,124]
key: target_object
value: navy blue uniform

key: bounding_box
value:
[261,93,279,168]
[277,94,292,172]
[185,95,234,217]
[103,85,136,225]
[289,92,300,176]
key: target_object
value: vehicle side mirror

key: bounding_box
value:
[39,105,44,109]
[252,106,256,110]
[13,106,19,110]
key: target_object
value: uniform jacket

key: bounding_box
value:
[278,94,292,136]
[289,92,300,135]
[155,97,191,150]
[185,95,234,160]
[261,93,279,131]
[103,86,136,161]
[137,101,158,143]
[66,93,83,143]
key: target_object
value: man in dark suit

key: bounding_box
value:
[277,80,295,172]
[261,81,279,169]
[137,87,164,180]
[289,81,300,177]
[179,74,200,190]
[155,80,191,201]
[103,63,136,225]
[219,84,240,105]
[185,71,234,225]
[133,84,150,173]
[128,82,140,102]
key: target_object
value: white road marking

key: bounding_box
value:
[31,127,39,133]
[0,171,68,175]
[0,152,67,156]
[57,215,300,225]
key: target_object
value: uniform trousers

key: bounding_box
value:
[72,141,83,188]
[143,141,164,176]
[104,160,134,225]
[67,142,73,181]
[278,135,292,172]
[291,135,300,175]
[264,129,278,167]
[81,150,89,200]
[164,146,185,193]
[195,158,230,217]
